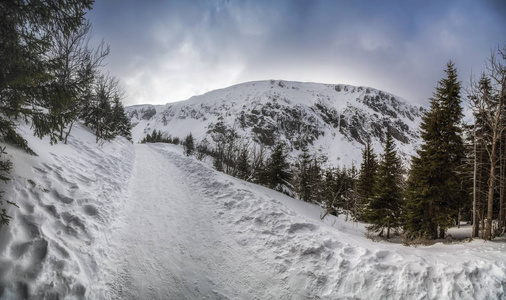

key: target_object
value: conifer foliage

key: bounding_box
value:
[357,138,378,208]
[0,147,14,225]
[294,144,315,202]
[183,133,195,156]
[364,132,403,238]
[405,61,467,239]
[0,1,131,224]
[82,74,131,142]
[265,143,293,193]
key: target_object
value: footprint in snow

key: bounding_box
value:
[287,222,318,234]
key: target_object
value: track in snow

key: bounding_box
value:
[103,144,285,299]
[99,143,506,300]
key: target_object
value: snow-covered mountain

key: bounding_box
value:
[126,80,424,166]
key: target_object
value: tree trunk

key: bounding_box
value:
[472,126,478,237]
[64,121,74,144]
[386,220,390,239]
[439,227,445,239]
[457,208,461,228]
[500,136,505,234]
[480,208,485,238]
[485,140,496,240]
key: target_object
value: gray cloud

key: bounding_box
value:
[86,0,506,107]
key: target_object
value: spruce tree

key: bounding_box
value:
[112,97,132,140]
[357,138,378,207]
[0,147,14,225]
[183,133,195,156]
[322,169,338,215]
[0,0,93,223]
[307,157,324,204]
[236,148,250,180]
[405,61,466,239]
[266,143,293,192]
[295,144,313,202]
[364,131,403,238]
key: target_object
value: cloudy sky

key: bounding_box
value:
[86,0,506,107]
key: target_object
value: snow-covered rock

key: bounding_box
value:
[126,80,425,166]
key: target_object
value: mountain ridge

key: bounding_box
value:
[126,80,425,166]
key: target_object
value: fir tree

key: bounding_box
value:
[307,157,324,204]
[183,133,195,156]
[151,129,158,142]
[295,144,313,202]
[112,97,132,140]
[0,0,93,223]
[364,131,403,239]
[0,147,14,225]
[265,143,293,192]
[357,138,378,208]
[236,148,250,180]
[405,61,466,239]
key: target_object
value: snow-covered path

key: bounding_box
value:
[98,144,506,300]
[2,129,506,299]
[104,145,280,299]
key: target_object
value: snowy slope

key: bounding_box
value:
[126,80,425,166]
[0,123,135,298]
[103,143,506,299]
[1,126,506,299]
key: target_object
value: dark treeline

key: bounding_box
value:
[0,1,131,225]
[147,49,506,242]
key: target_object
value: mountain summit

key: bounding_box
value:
[126,80,424,165]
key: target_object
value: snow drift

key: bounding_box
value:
[0,123,134,298]
[0,123,505,299]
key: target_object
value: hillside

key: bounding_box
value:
[126,80,425,166]
[1,126,505,298]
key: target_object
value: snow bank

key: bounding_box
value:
[0,123,134,298]
[1,131,505,299]
[146,144,506,299]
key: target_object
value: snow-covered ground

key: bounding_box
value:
[1,124,506,299]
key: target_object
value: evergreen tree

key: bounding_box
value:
[364,131,404,239]
[265,143,293,192]
[250,145,268,185]
[0,147,14,225]
[151,129,158,142]
[112,97,132,140]
[0,0,93,223]
[307,157,325,204]
[183,133,195,156]
[357,138,378,208]
[82,74,124,142]
[32,20,109,145]
[321,169,338,216]
[405,61,466,239]
[236,148,250,180]
[295,144,313,202]
[0,0,93,148]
